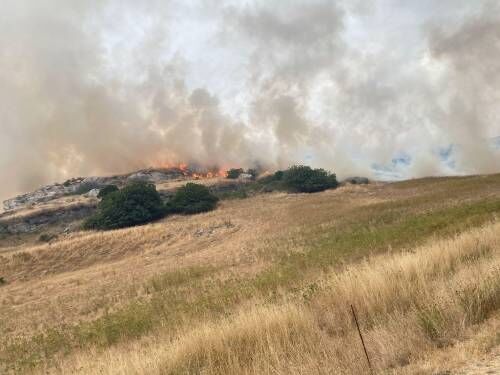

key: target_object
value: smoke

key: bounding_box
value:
[1,0,499,201]
[427,1,500,174]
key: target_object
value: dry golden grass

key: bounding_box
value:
[0,186,377,341]
[45,221,500,375]
[2,174,500,374]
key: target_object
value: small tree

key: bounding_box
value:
[84,181,165,230]
[227,168,244,179]
[98,184,119,199]
[166,183,219,214]
[283,165,338,193]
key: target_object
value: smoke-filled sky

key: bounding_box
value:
[1,0,500,201]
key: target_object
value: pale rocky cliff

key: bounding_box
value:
[3,168,186,212]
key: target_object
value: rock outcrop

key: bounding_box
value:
[84,189,101,198]
[3,168,187,212]
[3,183,79,211]
[0,202,97,234]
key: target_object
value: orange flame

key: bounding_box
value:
[178,163,189,172]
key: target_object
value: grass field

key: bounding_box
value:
[1,174,500,374]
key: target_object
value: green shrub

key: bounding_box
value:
[166,183,219,215]
[217,190,248,200]
[0,276,5,285]
[273,170,284,180]
[248,170,286,193]
[227,168,244,179]
[98,185,119,199]
[259,179,285,193]
[84,182,165,230]
[283,165,338,193]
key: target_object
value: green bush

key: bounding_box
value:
[166,183,219,215]
[254,172,286,192]
[226,168,244,179]
[84,182,165,230]
[273,170,284,180]
[98,185,119,199]
[216,189,248,200]
[0,276,5,285]
[282,165,338,193]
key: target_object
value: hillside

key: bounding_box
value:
[0,170,248,248]
[1,174,500,374]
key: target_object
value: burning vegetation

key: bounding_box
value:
[82,164,339,231]
[158,163,229,180]
[1,163,343,235]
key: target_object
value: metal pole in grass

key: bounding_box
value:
[351,304,374,374]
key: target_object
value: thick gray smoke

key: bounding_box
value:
[0,0,499,201]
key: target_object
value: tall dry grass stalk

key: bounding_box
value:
[310,222,500,372]
[51,221,500,374]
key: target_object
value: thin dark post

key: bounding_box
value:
[351,304,374,374]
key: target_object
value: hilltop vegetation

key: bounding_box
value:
[82,165,337,231]
[165,183,219,215]
[1,174,500,374]
[218,165,339,199]
[281,165,338,193]
[97,184,119,199]
[83,182,165,230]
[84,181,220,230]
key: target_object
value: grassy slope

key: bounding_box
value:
[1,174,500,373]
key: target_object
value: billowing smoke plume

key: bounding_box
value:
[1,0,499,202]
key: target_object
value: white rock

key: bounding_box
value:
[85,189,100,198]
[238,173,253,180]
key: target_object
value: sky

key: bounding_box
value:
[1,0,499,201]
